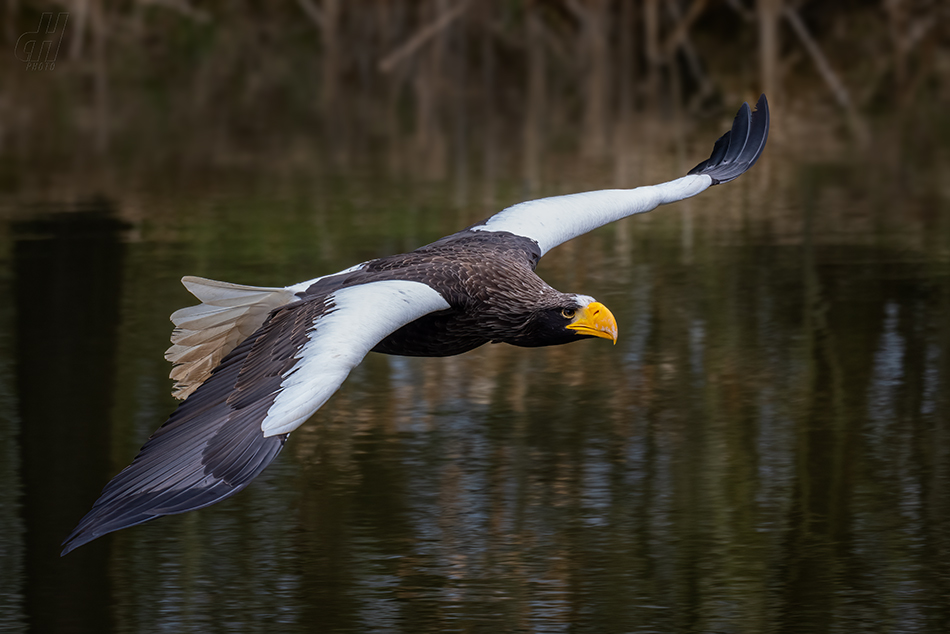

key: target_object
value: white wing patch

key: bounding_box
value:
[472,174,713,255]
[260,280,450,437]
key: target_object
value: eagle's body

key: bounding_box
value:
[62,96,769,555]
[344,231,552,357]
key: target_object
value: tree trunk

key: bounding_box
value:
[757,0,781,103]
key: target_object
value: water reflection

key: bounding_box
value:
[0,162,948,633]
[6,203,129,633]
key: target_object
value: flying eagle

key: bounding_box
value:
[62,95,769,555]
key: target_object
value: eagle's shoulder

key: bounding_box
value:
[413,230,543,270]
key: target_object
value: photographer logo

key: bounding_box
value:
[16,12,69,71]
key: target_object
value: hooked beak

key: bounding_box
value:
[565,301,618,344]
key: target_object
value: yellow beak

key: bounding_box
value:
[565,301,618,344]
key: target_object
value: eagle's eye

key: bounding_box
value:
[561,308,576,319]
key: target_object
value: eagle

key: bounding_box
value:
[62,95,769,555]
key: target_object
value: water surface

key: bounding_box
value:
[0,156,948,633]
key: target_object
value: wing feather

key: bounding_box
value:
[688,94,770,184]
[61,279,449,555]
[470,94,769,256]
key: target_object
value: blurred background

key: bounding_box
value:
[1,0,948,189]
[1,1,949,633]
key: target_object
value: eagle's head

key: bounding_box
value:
[507,293,618,348]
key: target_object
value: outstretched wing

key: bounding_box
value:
[470,94,769,256]
[61,279,449,555]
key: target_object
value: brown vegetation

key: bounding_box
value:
[2,1,948,186]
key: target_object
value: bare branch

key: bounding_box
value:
[783,4,850,109]
[783,4,869,144]
[562,0,587,22]
[295,0,326,31]
[724,0,754,22]
[379,0,473,73]
[662,0,708,58]
[664,0,716,106]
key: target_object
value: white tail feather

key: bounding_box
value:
[165,276,299,399]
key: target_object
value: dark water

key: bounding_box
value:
[0,157,948,633]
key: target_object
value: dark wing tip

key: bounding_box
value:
[60,434,285,557]
[688,93,770,185]
[60,388,289,556]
